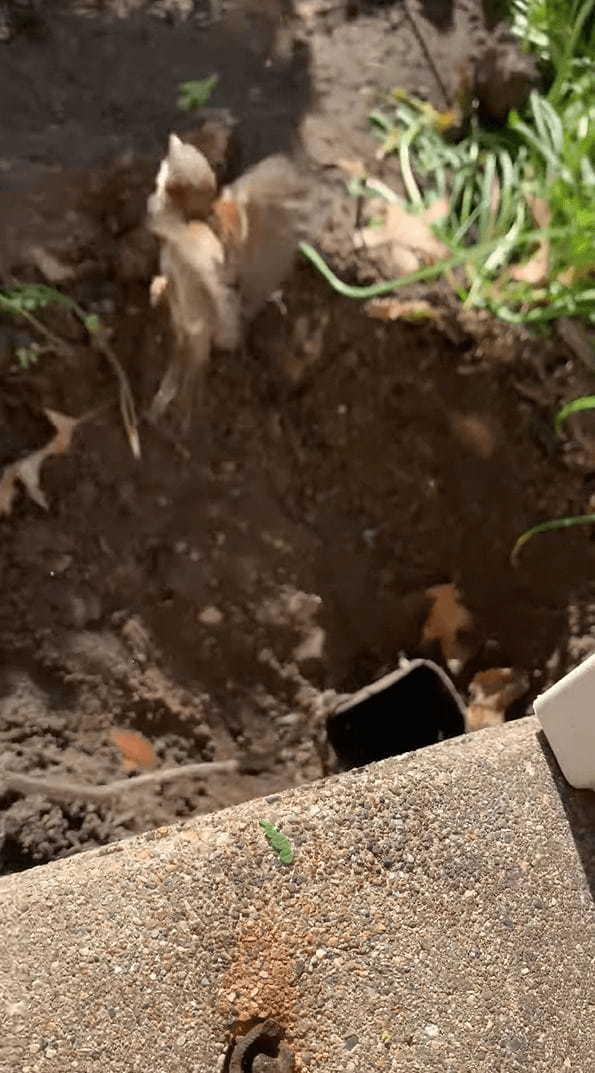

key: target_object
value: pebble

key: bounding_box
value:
[199,606,223,626]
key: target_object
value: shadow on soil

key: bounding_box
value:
[0,0,312,189]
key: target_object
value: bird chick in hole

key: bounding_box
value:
[146,134,307,430]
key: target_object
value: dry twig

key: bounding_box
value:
[90,327,141,460]
[3,760,238,805]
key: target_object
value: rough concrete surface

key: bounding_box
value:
[1,716,594,1073]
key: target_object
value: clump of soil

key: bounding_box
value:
[1,0,594,873]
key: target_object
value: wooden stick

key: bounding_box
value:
[403,1,450,110]
[3,760,239,805]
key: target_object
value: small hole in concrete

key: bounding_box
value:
[222,1017,292,1073]
[327,660,465,769]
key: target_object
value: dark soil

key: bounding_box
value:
[1,0,594,873]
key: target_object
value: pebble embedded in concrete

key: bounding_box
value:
[1,718,594,1073]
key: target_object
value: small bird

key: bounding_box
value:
[146,133,306,430]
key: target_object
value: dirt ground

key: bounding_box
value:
[1,0,594,873]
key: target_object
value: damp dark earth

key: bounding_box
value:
[1,0,594,873]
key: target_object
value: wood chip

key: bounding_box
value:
[422,583,475,671]
[109,728,157,771]
[465,667,529,732]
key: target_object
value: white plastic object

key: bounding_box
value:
[534,652,595,790]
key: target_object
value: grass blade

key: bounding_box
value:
[512,513,595,564]
[555,395,595,433]
[536,96,564,155]
[399,121,423,208]
[478,151,498,241]
[299,225,565,299]
[510,115,560,178]
[495,149,517,232]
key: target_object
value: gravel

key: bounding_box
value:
[1,716,594,1072]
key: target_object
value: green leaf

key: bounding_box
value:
[84,313,102,336]
[177,74,218,112]
[258,820,294,865]
[512,513,595,563]
[15,345,39,369]
[555,395,595,434]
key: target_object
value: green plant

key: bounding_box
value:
[0,281,140,459]
[15,344,41,369]
[0,281,102,339]
[555,395,595,433]
[258,820,294,865]
[300,0,594,561]
[512,394,595,558]
[177,74,218,112]
[0,282,82,358]
[512,512,595,562]
[509,0,551,59]
[302,0,593,327]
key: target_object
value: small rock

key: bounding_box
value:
[199,605,223,626]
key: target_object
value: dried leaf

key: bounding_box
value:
[359,199,449,275]
[109,728,157,772]
[336,159,367,180]
[422,583,475,670]
[365,298,440,323]
[465,668,528,732]
[0,409,80,518]
[510,196,550,285]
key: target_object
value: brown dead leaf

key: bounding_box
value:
[365,298,440,323]
[465,667,529,732]
[336,159,367,180]
[0,409,80,518]
[110,728,157,772]
[422,583,475,670]
[510,196,550,285]
[358,198,449,275]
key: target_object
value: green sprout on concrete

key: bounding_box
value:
[258,820,294,865]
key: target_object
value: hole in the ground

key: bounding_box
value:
[327,660,466,769]
[222,1018,292,1073]
[0,833,50,876]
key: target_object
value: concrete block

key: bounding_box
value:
[1,716,594,1073]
